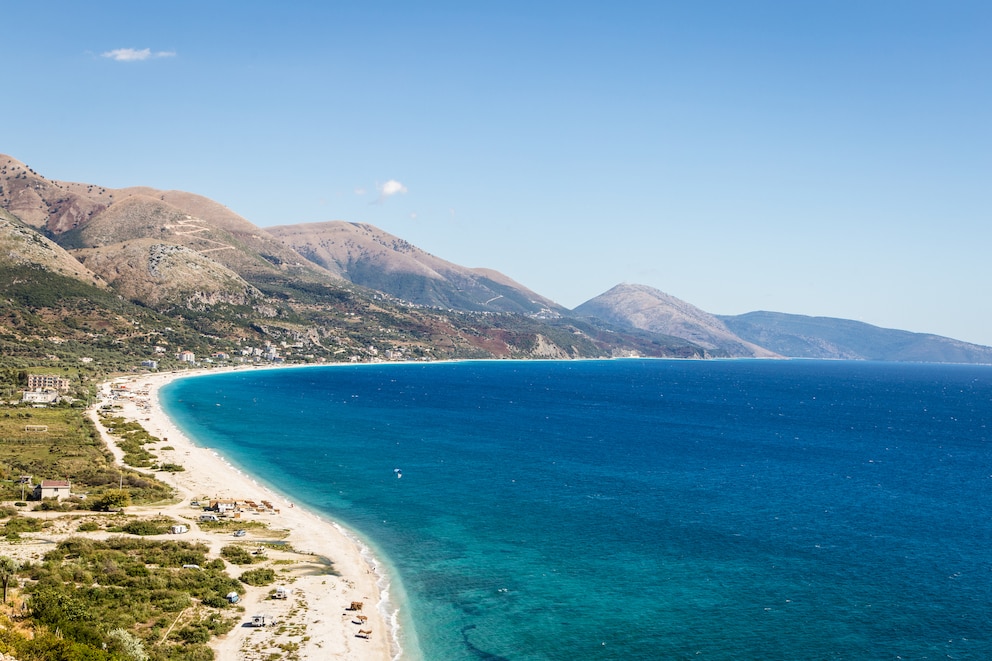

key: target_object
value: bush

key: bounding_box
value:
[39,498,77,512]
[92,489,130,512]
[106,628,148,661]
[200,594,230,608]
[238,568,275,586]
[4,516,44,533]
[150,589,190,612]
[219,545,255,565]
[121,520,168,536]
[176,623,210,643]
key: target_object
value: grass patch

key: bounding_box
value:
[0,406,174,506]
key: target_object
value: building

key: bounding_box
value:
[177,350,196,363]
[34,480,71,501]
[208,499,239,514]
[22,390,59,405]
[27,374,71,391]
[141,360,159,369]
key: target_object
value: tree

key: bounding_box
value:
[0,555,18,604]
[92,489,130,512]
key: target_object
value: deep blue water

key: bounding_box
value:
[161,359,992,660]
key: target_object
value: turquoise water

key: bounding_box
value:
[162,360,992,660]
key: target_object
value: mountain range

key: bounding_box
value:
[2,153,990,368]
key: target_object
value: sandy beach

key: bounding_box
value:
[92,367,399,661]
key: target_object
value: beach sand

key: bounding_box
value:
[91,367,399,661]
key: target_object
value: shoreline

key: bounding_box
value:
[95,365,405,661]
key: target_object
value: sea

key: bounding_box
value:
[160,359,992,660]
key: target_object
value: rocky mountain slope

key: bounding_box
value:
[0,209,106,286]
[0,155,705,366]
[268,221,564,315]
[3,153,986,366]
[573,283,778,358]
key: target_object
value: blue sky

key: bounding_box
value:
[5,1,991,345]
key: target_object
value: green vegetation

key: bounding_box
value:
[220,544,261,565]
[10,536,242,660]
[116,518,174,536]
[0,407,172,507]
[238,567,275,586]
[196,518,269,533]
[0,555,17,603]
[0,369,242,657]
[3,515,46,535]
[99,415,159,469]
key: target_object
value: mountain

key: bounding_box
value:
[0,155,706,366]
[719,311,992,364]
[573,283,778,358]
[6,153,984,367]
[268,221,565,316]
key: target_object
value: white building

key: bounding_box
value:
[22,390,59,404]
[34,480,71,500]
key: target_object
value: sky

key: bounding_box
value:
[4,1,991,345]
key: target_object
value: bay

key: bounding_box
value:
[162,359,992,660]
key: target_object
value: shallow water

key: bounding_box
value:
[163,359,992,660]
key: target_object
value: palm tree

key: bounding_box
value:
[0,556,19,604]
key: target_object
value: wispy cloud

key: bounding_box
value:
[373,179,408,204]
[101,48,176,62]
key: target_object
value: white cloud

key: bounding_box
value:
[354,187,367,196]
[373,179,408,204]
[379,180,408,197]
[102,48,176,62]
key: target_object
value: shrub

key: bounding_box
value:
[39,498,76,512]
[150,589,190,612]
[92,489,130,512]
[121,520,168,536]
[238,568,275,586]
[219,545,255,565]
[200,594,229,608]
[106,628,149,661]
[4,516,44,533]
[176,623,210,643]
